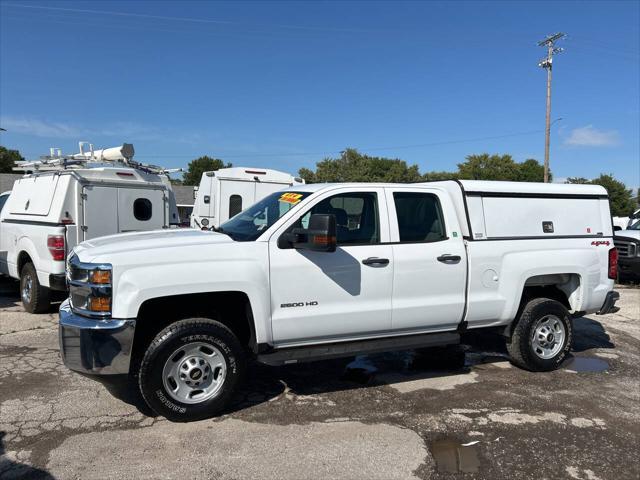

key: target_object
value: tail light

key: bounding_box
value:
[608,247,618,280]
[47,235,65,261]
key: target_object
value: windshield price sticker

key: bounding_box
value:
[280,193,304,204]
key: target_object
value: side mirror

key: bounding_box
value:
[286,214,337,252]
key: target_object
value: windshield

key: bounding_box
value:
[219,191,311,241]
[629,219,640,230]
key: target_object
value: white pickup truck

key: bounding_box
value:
[59,180,619,421]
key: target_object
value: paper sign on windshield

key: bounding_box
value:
[280,193,303,204]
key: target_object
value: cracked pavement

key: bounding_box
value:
[0,277,638,479]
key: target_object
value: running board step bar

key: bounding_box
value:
[257,332,460,366]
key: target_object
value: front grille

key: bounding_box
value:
[614,240,637,258]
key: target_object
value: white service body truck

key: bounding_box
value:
[0,166,179,312]
[59,180,619,421]
[190,167,304,228]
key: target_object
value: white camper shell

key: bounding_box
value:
[191,167,304,228]
[0,144,180,313]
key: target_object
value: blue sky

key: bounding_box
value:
[1,1,638,187]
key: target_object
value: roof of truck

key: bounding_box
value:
[282,180,608,196]
[457,180,608,196]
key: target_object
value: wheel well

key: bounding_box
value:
[503,273,581,338]
[17,251,33,275]
[132,291,256,362]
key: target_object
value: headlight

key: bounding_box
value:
[67,254,112,317]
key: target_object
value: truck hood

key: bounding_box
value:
[74,229,234,260]
[616,230,640,241]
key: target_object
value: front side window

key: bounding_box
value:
[220,191,311,241]
[133,198,152,221]
[295,192,380,245]
[393,192,446,242]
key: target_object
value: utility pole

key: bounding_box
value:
[538,32,565,183]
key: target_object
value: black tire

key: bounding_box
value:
[20,262,51,314]
[507,298,572,372]
[138,318,246,422]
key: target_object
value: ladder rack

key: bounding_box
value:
[13,141,183,176]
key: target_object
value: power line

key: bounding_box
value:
[17,128,545,160]
[1,3,387,34]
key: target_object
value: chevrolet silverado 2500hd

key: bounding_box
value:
[59,180,619,421]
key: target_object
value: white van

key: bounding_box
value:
[190,167,304,228]
[0,144,179,313]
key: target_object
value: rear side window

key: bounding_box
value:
[229,195,243,218]
[133,198,152,221]
[393,192,446,242]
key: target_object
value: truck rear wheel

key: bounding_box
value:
[507,298,572,371]
[138,318,246,422]
[20,262,51,313]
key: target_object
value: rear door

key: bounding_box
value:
[82,186,119,240]
[219,180,255,223]
[116,187,166,233]
[385,187,467,331]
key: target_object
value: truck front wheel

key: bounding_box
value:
[507,298,573,371]
[20,262,51,313]
[138,318,246,422]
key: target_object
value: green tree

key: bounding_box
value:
[0,146,24,173]
[566,174,635,216]
[590,174,636,217]
[566,177,590,184]
[516,158,547,182]
[423,170,459,181]
[299,148,423,183]
[182,156,231,186]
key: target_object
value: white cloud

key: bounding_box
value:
[563,125,621,147]
[0,117,82,138]
[0,116,197,144]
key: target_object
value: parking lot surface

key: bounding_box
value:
[0,277,638,479]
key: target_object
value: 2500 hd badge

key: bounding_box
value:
[280,301,319,308]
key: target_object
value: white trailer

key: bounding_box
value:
[0,143,180,313]
[190,167,304,228]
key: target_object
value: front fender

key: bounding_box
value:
[110,251,272,345]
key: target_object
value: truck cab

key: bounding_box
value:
[59,181,618,421]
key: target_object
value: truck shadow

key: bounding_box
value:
[0,432,56,479]
[99,316,615,419]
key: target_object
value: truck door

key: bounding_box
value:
[219,180,255,223]
[82,186,119,240]
[116,187,166,233]
[385,187,467,331]
[269,188,393,345]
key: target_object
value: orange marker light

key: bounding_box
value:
[90,270,111,284]
[89,297,111,312]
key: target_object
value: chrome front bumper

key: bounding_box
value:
[59,299,136,375]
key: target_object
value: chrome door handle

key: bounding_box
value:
[362,257,390,266]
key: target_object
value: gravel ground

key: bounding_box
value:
[0,277,638,479]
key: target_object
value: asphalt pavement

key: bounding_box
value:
[0,276,638,479]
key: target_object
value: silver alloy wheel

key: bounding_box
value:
[531,315,566,359]
[22,274,33,304]
[162,342,227,405]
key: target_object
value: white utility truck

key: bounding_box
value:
[0,143,180,313]
[59,180,619,421]
[190,167,304,229]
